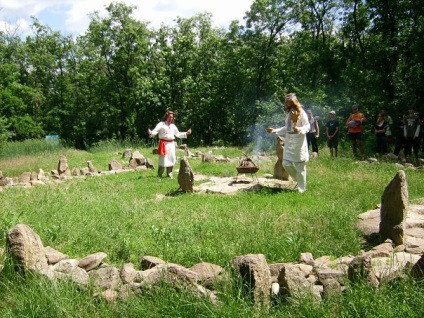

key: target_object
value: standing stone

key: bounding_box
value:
[109,159,123,171]
[274,136,289,180]
[379,170,409,245]
[87,161,97,173]
[230,254,271,312]
[6,224,49,274]
[58,156,71,177]
[178,157,194,192]
[37,168,46,181]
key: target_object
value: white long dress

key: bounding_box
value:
[150,122,188,167]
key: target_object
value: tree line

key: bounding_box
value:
[0,0,423,149]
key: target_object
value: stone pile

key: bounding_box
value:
[0,150,154,189]
[1,170,423,311]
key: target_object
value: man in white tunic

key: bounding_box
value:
[148,111,192,178]
[267,93,310,193]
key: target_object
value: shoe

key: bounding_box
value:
[167,173,173,179]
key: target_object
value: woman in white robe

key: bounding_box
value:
[267,93,310,193]
[148,111,192,178]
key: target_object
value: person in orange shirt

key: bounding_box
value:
[346,105,367,158]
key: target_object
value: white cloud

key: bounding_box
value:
[0,0,252,37]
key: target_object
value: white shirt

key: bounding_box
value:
[149,121,187,140]
[273,109,310,162]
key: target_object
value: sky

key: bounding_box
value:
[0,0,254,38]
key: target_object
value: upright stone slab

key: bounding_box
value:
[379,170,409,245]
[6,224,49,273]
[178,157,194,192]
[230,254,271,312]
[274,136,289,180]
[58,156,71,177]
[87,161,97,173]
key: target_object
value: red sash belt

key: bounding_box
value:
[158,139,174,155]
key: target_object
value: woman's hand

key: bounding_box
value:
[147,129,152,136]
[266,128,274,133]
[187,128,192,135]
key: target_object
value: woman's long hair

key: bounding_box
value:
[285,93,302,113]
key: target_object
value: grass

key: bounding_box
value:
[1,139,424,317]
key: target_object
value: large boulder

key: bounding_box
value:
[6,224,49,273]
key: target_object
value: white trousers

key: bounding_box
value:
[282,160,307,193]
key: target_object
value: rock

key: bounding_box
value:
[121,263,138,284]
[86,161,97,173]
[140,255,165,270]
[348,256,379,287]
[300,252,314,266]
[379,170,408,245]
[411,254,424,278]
[89,266,122,290]
[178,157,194,192]
[145,158,154,169]
[122,149,132,158]
[18,172,31,184]
[58,156,71,177]
[52,259,89,285]
[230,254,271,311]
[277,263,317,299]
[78,252,107,271]
[190,262,228,290]
[6,224,49,274]
[108,159,123,171]
[44,246,69,265]
[71,167,80,176]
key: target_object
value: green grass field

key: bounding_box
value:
[1,140,423,317]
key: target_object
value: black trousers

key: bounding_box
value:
[306,132,318,153]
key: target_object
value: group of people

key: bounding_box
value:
[347,104,422,162]
[148,95,421,193]
[265,93,424,193]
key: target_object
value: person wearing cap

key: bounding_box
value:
[326,111,339,157]
[306,110,320,156]
[266,93,310,193]
[148,111,192,178]
[403,105,420,162]
[346,105,367,158]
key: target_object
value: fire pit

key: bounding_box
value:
[236,154,259,181]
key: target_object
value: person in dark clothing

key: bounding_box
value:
[393,113,406,158]
[403,106,420,161]
[374,112,388,155]
[306,110,320,155]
